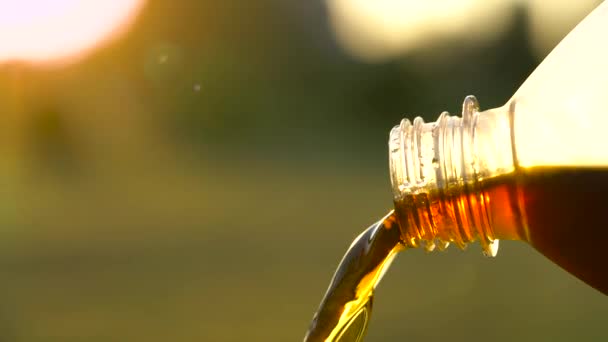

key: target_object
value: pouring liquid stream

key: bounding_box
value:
[304,211,404,342]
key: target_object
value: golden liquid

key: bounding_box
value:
[392,167,608,294]
[303,212,403,342]
[497,167,608,294]
[305,167,608,341]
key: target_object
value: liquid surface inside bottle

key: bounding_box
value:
[305,166,608,341]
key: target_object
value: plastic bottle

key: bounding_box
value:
[389,1,608,294]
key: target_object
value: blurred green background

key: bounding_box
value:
[0,1,605,341]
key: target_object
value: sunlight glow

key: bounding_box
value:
[526,0,598,59]
[326,0,514,62]
[0,0,145,65]
[326,0,599,63]
[512,1,608,167]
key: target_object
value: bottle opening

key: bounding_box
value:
[389,96,517,256]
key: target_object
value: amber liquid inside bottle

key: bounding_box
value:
[394,166,608,295]
[511,167,608,294]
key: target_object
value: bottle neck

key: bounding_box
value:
[388,96,519,256]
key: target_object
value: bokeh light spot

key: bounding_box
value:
[0,0,146,65]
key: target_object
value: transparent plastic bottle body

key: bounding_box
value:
[389,2,608,294]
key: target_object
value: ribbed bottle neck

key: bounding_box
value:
[389,96,516,256]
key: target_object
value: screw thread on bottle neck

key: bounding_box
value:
[389,96,504,256]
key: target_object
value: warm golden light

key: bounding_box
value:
[0,0,145,65]
[526,0,598,58]
[512,0,608,168]
[326,0,514,62]
[326,0,599,63]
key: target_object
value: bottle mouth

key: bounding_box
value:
[388,96,500,257]
[388,115,436,202]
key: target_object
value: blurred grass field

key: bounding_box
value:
[0,157,605,341]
